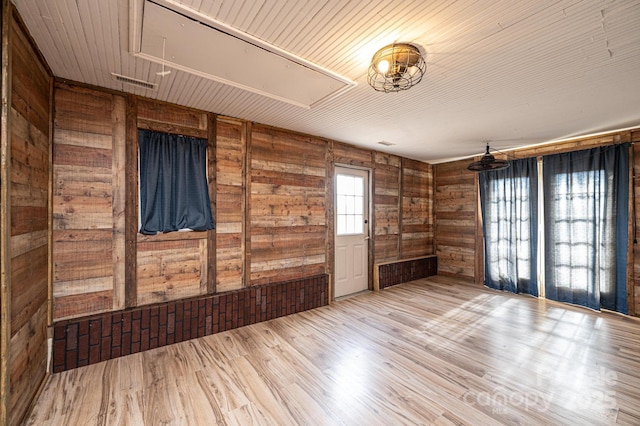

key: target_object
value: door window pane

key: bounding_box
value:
[336,174,365,235]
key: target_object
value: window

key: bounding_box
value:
[138,129,214,235]
[479,158,538,295]
[336,174,364,235]
[543,145,628,313]
[547,170,608,292]
[480,144,629,314]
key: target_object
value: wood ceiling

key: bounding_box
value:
[13,0,640,162]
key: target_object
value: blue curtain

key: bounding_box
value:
[139,130,215,235]
[543,144,629,313]
[479,158,538,296]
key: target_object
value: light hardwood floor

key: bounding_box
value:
[28,276,640,425]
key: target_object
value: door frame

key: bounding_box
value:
[331,164,373,301]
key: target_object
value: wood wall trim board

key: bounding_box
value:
[325,141,335,302]
[240,120,247,289]
[398,158,404,258]
[207,113,217,294]
[633,138,640,316]
[0,1,13,422]
[124,94,138,308]
[367,165,374,291]
[510,134,630,159]
[48,66,54,327]
[216,115,243,126]
[137,231,208,243]
[244,122,252,287]
[429,163,435,254]
[623,144,636,315]
[136,118,208,139]
[367,149,375,296]
[474,175,483,286]
[112,95,126,310]
[54,79,125,98]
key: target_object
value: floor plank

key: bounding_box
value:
[28,276,640,425]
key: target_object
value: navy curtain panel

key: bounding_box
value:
[139,130,215,235]
[479,158,539,296]
[543,143,629,313]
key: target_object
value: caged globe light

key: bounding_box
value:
[367,43,426,93]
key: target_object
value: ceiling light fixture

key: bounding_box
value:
[367,43,426,92]
[467,144,510,172]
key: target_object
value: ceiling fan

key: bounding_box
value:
[467,143,510,172]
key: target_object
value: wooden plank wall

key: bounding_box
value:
[401,158,434,258]
[215,119,247,292]
[434,130,640,316]
[52,87,216,317]
[3,8,52,426]
[249,125,328,285]
[50,81,435,321]
[434,159,478,280]
[52,85,116,318]
[135,99,210,306]
[373,152,401,262]
[215,118,245,292]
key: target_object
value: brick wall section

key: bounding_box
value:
[378,256,437,289]
[52,275,328,372]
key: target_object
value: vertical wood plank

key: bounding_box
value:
[112,95,126,309]
[429,166,435,254]
[0,1,13,422]
[326,141,335,301]
[398,158,404,258]
[633,135,640,317]
[199,238,208,294]
[474,175,484,286]
[625,138,634,316]
[240,121,247,289]
[368,166,374,293]
[207,113,217,294]
[633,137,640,317]
[369,151,376,294]
[124,94,138,307]
[47,71,53,326]
[244,122,252,287]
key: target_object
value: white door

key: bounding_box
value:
[334,167,369,298]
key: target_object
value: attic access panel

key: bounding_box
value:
[135,0,355,109]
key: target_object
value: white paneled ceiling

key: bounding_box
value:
[13,0,640,162]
